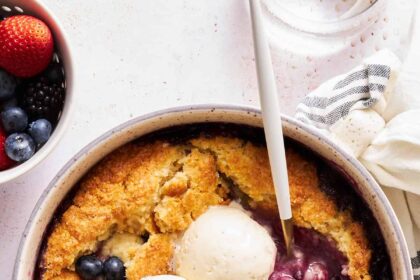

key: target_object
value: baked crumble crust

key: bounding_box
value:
[41,136,372,280]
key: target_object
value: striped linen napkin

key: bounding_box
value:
[295,49,420,278]
[296,63,392,130]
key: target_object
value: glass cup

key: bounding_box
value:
[256,0,416,115]
[261,0,384,35]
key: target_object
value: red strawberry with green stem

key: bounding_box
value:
[0,15,54,78]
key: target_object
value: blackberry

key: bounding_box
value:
[18,77,65,123]
[43,62,64,84]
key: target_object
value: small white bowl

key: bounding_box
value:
[13,105,412,279]
[0,0,74,184]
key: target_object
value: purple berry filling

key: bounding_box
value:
[252,212,349,280]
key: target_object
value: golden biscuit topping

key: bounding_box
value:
[40,135,373,280]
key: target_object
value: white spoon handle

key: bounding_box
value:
[249,0,292,221]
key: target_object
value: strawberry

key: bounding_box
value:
[0,15,54,78]
[0,125,14,170]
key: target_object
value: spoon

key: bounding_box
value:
[248,0,294,256]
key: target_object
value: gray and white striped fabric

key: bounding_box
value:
[414,251,420,280]
[294,50,420,278]
[296,64,391,129]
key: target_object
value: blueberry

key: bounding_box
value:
[1,106,28,133]
[75,255,103,280]
[28,119,52,147]
[303,262,328,280]
[5,133,36,162]
[103,256,125,280]
[285,259,305,280]
[0,69,17,101]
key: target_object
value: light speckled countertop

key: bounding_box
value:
[0,1,415,279]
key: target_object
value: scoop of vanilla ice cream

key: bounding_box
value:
[141,276,186,280]
[175,206,277,280]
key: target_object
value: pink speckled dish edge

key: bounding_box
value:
[13,105,412,279]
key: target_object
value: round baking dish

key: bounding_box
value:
[13,105,412,279]
[0,0,74,183]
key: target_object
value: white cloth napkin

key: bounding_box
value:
[295,48,420,277]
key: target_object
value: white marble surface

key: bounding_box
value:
[0,1,415,279]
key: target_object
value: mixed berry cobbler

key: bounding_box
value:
[36,124,392,280]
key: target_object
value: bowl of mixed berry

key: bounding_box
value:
[0,1,73,183]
